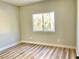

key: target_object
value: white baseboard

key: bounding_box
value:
[21,41,76,49]
[0,42,20,52]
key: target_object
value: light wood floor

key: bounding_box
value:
[0,43,76,59]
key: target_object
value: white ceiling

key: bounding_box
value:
[1,0,44,6]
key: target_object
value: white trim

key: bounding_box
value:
[0,42,20,52]
[77,0,79,56]
[21,41,76,49]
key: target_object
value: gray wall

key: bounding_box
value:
[0,2,20,49]
[20,0,76,48]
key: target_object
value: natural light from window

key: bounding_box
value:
[32,12,55,32]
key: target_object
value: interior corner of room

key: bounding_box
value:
[0,0,77,59]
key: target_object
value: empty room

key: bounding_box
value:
[0,0,78,59]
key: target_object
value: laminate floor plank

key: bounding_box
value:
[69,49,76,59]
[64,48,70,59]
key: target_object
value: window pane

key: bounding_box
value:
[49,12,55,32]
[32,13,43,32]
[43,12,55,32]
[43,13,51,32]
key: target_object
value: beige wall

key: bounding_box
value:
[0,2,20,49]
[20,0,76,48]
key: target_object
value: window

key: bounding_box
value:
[32,12,55,32]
